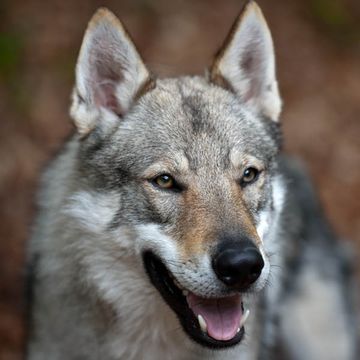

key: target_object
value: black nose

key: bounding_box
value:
[212,241,264,290]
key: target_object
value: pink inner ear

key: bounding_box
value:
[88,43,125,116]
[94,80,123,116]
[240,44,266,102]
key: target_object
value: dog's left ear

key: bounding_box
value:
[210,1,282,122]
[70,8,152,136]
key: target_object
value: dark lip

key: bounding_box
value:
[142,251,245,349]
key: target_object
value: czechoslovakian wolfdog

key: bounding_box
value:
[27,1,358,359]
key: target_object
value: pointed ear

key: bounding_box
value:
[210,1,282,122]
[70,8,153,136]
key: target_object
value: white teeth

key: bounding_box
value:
[182,289,189,296]
[197,314,207,333]
[239,309,250,329]
[237,327,240,333]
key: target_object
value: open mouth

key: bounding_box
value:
[143,251,250,349]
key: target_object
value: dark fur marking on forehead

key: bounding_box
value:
[187,101,206,135]
[177,81,215,136]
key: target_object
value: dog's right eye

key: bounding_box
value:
[151,174,182,192]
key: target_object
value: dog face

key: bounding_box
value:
[68,1,284,349]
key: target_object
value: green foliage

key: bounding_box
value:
[309,0,360,45]
[0,32,22,80]
[311,0,350,27]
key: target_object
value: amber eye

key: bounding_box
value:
[153,174,175,190]
[241,167,259,185]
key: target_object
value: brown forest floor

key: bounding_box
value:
[0,0,359,358]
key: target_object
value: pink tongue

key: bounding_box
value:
[187,293,243,341]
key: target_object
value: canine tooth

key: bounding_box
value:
[182,290,189,296]
[237,327,240,333]
[239,309,250,328]
[197,314,207,333]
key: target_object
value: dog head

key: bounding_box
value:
[69,0,284,349]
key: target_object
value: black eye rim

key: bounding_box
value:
[240,167,261,187]
[150,173,183,192]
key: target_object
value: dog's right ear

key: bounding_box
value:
[70,8,152,136]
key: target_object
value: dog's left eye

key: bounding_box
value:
[240,167,260,186]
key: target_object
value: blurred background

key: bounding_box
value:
[0,0,359,358]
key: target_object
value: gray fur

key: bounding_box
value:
[27,4,358,360]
